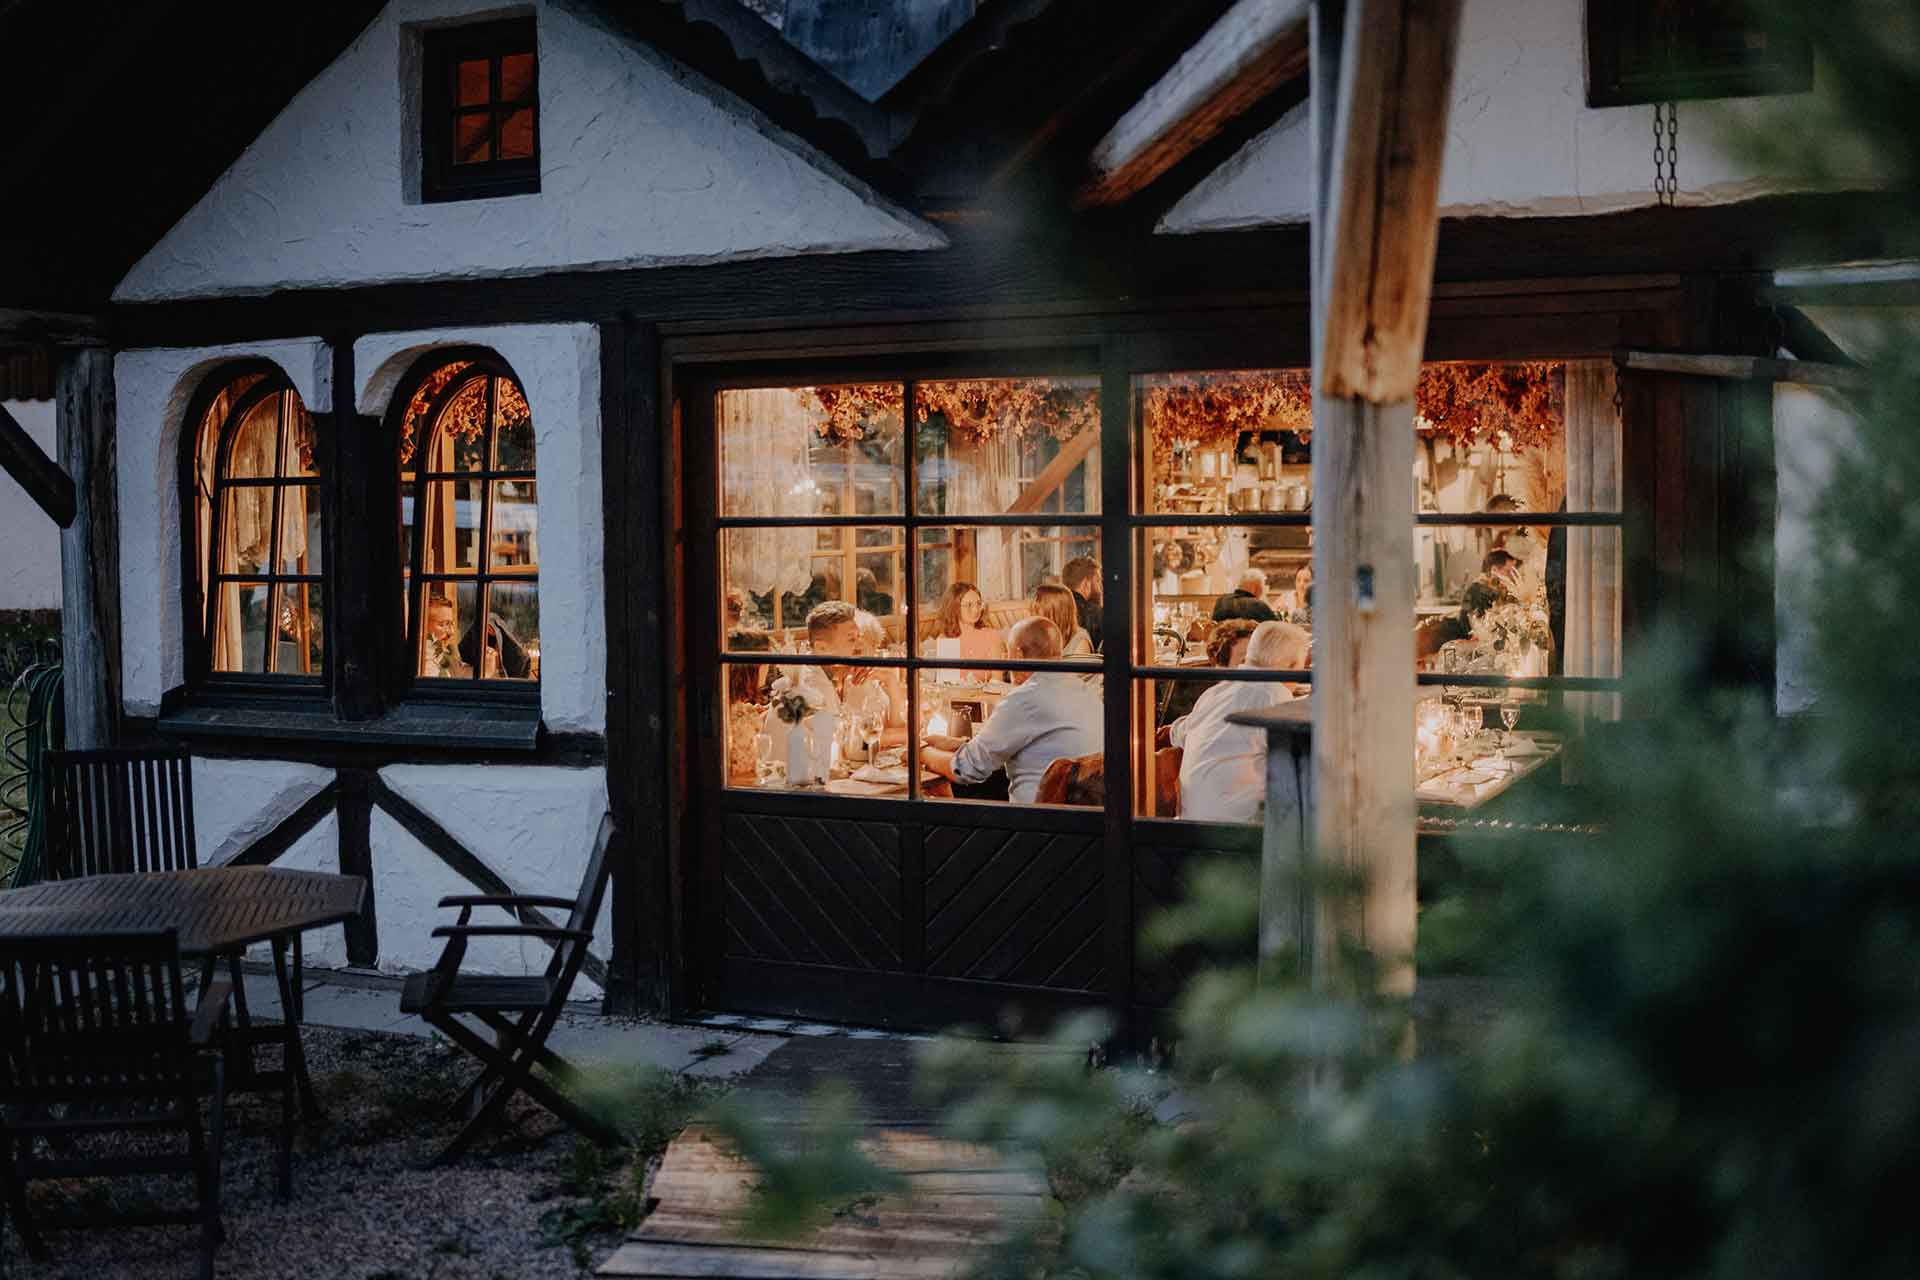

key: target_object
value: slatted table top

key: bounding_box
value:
[0,866,366,955]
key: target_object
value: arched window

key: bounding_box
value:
[188,368,324,678]
[397,356,540,685]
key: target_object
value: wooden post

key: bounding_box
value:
[56,348,122,749]
[1273,0,1462,995]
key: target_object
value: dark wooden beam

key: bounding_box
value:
[0,308,107,348]
[1078,0,1309,209]
[335,769,379,966]
[226,780,340,867]
[0,399,75,526]
[1776,305,1860,368]
[1616,347,1868,392]
[56,349,121,748]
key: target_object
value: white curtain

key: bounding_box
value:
[721,390,818,602]
[1562,359,1622,719]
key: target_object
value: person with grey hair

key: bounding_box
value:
[1170,619,1307,822]
[1210,566,1279,624]
[923,617,1102,804]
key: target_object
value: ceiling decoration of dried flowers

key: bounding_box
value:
[808,379,1100,448]
[399,361,532,466]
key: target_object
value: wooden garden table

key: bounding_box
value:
[0,866,366,1195]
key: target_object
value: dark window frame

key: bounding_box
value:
[421,17,540,204]
[389,349,544,708]
[177,362,331,695]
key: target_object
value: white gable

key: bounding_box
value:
[1161,0,1882,233]
[115,0,944,302]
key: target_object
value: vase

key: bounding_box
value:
[808,712,836,782]
[786,719,815,786]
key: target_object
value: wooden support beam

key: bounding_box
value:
[0,399,76,527]
[1079,0,1310,209]
[1278,0,1462,998]
[1615,347,1868,392]
[0,308,108,348]
[1004,427,1098,515]
[56,348,122,749]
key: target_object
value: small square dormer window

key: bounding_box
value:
[423,17,539,203]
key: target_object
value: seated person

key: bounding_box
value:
[763,601,859,773]
[1032,581,1093,656]
[1211,568,1279,623]
[1157,617,1260,727]
[854,567,895,618]
[923,618,1102,804]
[926,581,1007,682]
[1172,621,1310,823]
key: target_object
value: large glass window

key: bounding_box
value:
[716,378,1103,805]
[399,359,541,686]
[189,371,324,679]
[1134,360,1623,822]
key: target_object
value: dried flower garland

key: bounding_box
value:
[806,380,1099,448]
[398,362,533,466]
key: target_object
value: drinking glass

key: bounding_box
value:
[1461,703,1483,751]
[1500,704,1519,753]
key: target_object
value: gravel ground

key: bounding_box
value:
[3,1025,716,1280]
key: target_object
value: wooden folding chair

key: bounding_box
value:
[0,930,232,1280]
[44,746,305,1025]
[398,812,620,1164]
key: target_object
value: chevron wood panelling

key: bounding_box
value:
[723,813,905,971]
[924,825,1104,992]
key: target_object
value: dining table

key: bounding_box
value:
[0,865,367,1198]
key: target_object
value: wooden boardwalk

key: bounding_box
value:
[600,1037,1052,1279]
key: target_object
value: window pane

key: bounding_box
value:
[916,525,1100,654]
[721,662,911,795]
[419,479,482,573]
[280,403,318,478]
[494,382,536,470]
[718,384,904,519]
[221,488,275,575]
[1133,529,1307,664]
[277,485,321,574]
[915,376,1099,517]
[428,378,490,472]
[500,106,535,160]
[722,524,902,644]
[227,396,279,480]
[1143,675,1300,821]
[480,582,539,680]
[213,582,271,674]
[419,582,479,679]
[917,668,1103,807]
[454,110,492,164]
[273,583,324,677]
[490,480,538,569]
[456,58,491,106]
[1419,525,1622,682]
[398,478,417,573]
[500,51,535,102]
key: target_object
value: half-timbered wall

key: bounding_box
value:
[1161,0,1881,232]
[111,0,942,303]
[0,398,61,615]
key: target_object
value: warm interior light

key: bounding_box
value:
[928,712,949,738]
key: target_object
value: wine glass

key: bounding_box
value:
[1500,704,1520,753]
[754,731,779,785]
[1461,702,1484,752]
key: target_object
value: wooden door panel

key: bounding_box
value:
[722,812,904,971]
[923,825,1104,990]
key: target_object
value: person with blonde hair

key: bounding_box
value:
[927,580,1007,682]
[1031,581,1093,656]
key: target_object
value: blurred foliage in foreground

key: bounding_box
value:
[715,4,1920,1275]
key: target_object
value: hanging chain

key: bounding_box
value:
[1652,101,1680,206]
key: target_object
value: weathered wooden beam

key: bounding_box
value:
[1004,427,1097,515]
[1079,0,1310,209]
[56,348,122,749]
[0,399,76,527]
[0,308,108,348]
[1615,347,1868,392]
[1288,0,1462,998]
[1764,259,1920,304]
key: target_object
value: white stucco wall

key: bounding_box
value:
[357,323,605,733]
[1162,0,1881,232]
[191,757,337,866]
[112,341,333,716]
[0,399,62,613]
[375,762,609,996]
[113,0,943,302]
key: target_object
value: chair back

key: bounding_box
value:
[1035,751,1105,807]
[45,747,197,880]
[0,929,195,1105]
[544,813,616,989]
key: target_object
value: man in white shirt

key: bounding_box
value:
[924,618,1102,804]
[1171,620,1310,823]
[764,602,859,779]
